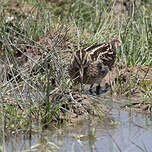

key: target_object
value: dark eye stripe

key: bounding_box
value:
[74,55,81,67]
[74,57,81,68]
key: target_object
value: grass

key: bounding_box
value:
[0,0,152,138]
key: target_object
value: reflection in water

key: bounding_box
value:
[2,109,152,152]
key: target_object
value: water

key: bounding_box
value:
[2,109,152,152]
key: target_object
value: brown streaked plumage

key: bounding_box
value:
[68,38,120,93]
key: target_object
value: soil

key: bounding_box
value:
[0,0,152,125]
[102,63,152,98]
[56,92,113,123]
[1,30,152,122]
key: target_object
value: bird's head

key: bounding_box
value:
[73,49,89,85]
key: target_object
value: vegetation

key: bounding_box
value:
[0,0,152,137]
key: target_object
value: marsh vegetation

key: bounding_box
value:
[0,0,152,151]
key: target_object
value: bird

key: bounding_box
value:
[68,38,120,94]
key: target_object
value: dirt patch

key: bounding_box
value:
[0,90,113,127]
[59,92,113,123]
[99,63,152,113]
[123,99,152,113]
[104,64,152,98]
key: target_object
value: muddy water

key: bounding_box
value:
[2,108,152,152]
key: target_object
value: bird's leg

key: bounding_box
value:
[81,81,84,92]
[89,84,94,94]
[96,84,101,95]
[80,67,85,92]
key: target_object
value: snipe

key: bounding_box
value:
[68,38,120,94]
